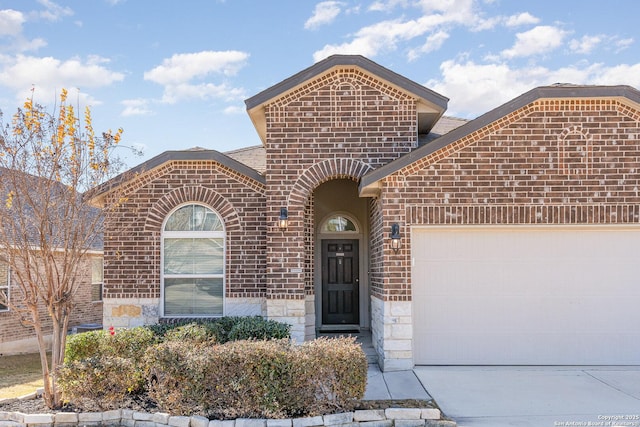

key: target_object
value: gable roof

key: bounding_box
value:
[245,54,449,144]
[359,84,640,197]
[88,147,266,205]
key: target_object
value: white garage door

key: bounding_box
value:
[412,226,640,365]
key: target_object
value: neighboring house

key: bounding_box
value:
[0,256,103,355]
[90,55,640,370]
[0,171,104,355]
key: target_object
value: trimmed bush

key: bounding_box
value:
[65,326,157,363]
[146,336,367,419]
[57,355,143,410]
[162,323,216,344]
[144,316,291,343]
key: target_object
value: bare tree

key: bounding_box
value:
[0,89,132,408]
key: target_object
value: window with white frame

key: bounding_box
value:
[0,262,9,312]
[91,257,103,302]
[162,204,225,316]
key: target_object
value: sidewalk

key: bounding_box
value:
[352,332,432,402]
[364,364,432,401]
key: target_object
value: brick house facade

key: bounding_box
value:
[92,55,640,369]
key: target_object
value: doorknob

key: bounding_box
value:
[355,278,359,283]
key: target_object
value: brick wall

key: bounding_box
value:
[0,256,101,354]
[380,97,640,301]
[264,68,419,299]
[103,160,267,305]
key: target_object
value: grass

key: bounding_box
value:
[0,353,44,399]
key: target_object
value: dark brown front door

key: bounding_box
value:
[322,239,359,325]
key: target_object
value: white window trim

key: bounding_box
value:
[160,203,226,317]
[0,265,9,312]
[91,257,103,303]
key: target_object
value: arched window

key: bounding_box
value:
[162,204,224,317]
[321,214,359,233]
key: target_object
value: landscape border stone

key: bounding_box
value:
[0,407,454,427]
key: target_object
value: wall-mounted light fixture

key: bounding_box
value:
[279,207,289,230]
[390,223,401,252]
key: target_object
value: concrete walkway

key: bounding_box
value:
[364,364,432,401]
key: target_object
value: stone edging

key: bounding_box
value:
[0,407,456,427]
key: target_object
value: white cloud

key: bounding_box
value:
[35,0,73,22]
[144,50,248,85]
[368,0,409,12]
[504,12,539,27]
[0,54,124,105]
[501,25,567,58]
[313,0,483,62]
[426,59,640,118]
[615,37,633,53]
[569,35,602,54]
[408,30,450,61]
[159,82,245,104]
[0,9,25,36]
[144,50,248,104]
[121,98,152,117]
[305,1,343,30]
[223,105,244,114]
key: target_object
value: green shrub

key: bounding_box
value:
[227,316,291,342]
[64,330,106,363]
[65,326,157,363]
[108,326,157,361]
[143,316,291,343]
[58,356,144,410]
[161,323,216,344]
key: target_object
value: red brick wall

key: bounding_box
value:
[381,98,640,301]
[264,68,419,299]
[103,160,267,301]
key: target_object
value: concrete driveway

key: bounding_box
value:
[413,366,640,427]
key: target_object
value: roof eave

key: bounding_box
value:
[87,149,266,206]
[245,55,449,144]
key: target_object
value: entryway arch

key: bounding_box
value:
[313,179,370,332]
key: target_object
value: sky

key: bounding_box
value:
[0,0,638,168]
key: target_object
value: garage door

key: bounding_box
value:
[412,226,640,365]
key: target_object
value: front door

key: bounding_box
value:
[322,239,359,325]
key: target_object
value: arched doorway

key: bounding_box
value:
[313,179,369,332]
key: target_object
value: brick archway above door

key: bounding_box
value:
[287,158,373,207]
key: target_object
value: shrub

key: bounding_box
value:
[64,330,106,363]
[65,326,157,363]
[162,323,216,344]
[298,336,368,415]
[145,336,367,419]
[226,316,291,342]
[61,326,157,402]
[57,356,143,410]
[143,316,291,343]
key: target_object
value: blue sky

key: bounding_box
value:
[0,0,638,167]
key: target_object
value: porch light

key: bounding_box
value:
[279,207,288,230]
[390,223,401,252]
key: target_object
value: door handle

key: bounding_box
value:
[355,278,359,283]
